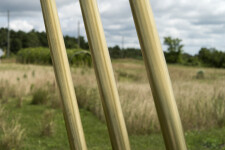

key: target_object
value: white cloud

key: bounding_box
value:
[0,0,224,54]
[10,20,33,32]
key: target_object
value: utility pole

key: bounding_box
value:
[77,21,80,48]
[122,36,124,50]
[7,10,10,57]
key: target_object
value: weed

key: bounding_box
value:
[1,61,225,134]
[49,93,62,109]
[23,73,27,79]
[0,118,25,150]
[16,97,23,108]
[196,70,204,79]
[31,88,49,105]
[40,110,55,137]
[32,70,35,77]
[0,80,17,103]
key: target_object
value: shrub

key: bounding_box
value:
[40,110,55,137]
[0,118,25,150]
[49,93,62,109]
[31,88,49,105]
[16,97,23,108]
[213,93,225,127]
[17,47,92,67]
[0,80,17,103]
[0,107,5,127]
[196,70,204,79]
[198,47,225,68]
[75,86,104,121]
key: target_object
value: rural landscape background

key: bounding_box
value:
[0,27,225,150]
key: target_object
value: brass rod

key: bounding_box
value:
[40,0,87,149]
[129,0,187,150]
[79,0,131,149]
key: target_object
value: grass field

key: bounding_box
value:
[0,59,225,149]
[1,96,225,150]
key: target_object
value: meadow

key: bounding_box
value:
[0,59,225,149]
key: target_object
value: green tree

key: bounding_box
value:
[0,28,8,50]
[79,36,89,50]
[164,36,183,63]
[38,32,48,47]
[26,30,41,47]
[11,38,22,53]
[64,36,78,49]
[198,47,225,68]
[109,45,121,58]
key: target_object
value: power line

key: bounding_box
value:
[7,10,10,57]
[121,36,124,50]
[77,21,80,48]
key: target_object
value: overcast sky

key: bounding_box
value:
[0,0,224,54]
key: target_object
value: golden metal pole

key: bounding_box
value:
[129,0,187,150]
[40,0,87,149]
[79,0,131,149]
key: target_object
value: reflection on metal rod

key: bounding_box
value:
[40,0,87,149]
[129,0,187,150]
[79,0,131,149]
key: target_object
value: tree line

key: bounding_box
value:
[0,28,89,53]
[109,37,225,68]
[0,28,224,68]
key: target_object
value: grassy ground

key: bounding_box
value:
[1,61,225,134]
[0,60,225,149]
[1,97,225,150]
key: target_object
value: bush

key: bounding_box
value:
[75,86,104,121]
[17,47,92,67]
[198,48,225,68]
[40,110,55,137]
[0,80,17,103]
[31,88,49,105]
[49,92,62,109]
[196,70,205,79]
[0,113,25,150]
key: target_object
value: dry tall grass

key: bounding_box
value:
[0,61,225,134]
[0,106,25,150]
[40,110,55,137]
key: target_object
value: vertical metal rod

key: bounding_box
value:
[121,36,124,50]
[7,10,10,57]
[129,0,187,150]
[77,21,80,48]
[40,0,87,149]
[79,0,131,149]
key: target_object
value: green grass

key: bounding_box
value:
[1,98,225,150]
[0,62,225,149]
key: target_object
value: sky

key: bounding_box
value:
[0,48,3,57]
[0,0,224,55]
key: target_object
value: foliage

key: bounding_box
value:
[41,110,55,137]
[0,119,25,150]
[1,98,225,150]
[1,27,225,68]
[0,80,17,103]
[0,28,89,54]
[31,88,49,105]
[181,53,200,66]
[198,47,225,68]
[0,107,25,150]
[16,47,92,66]
[164,36,183,63]
[196,70,204,79]
[0,62,225,149]
[109,45,142,59]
